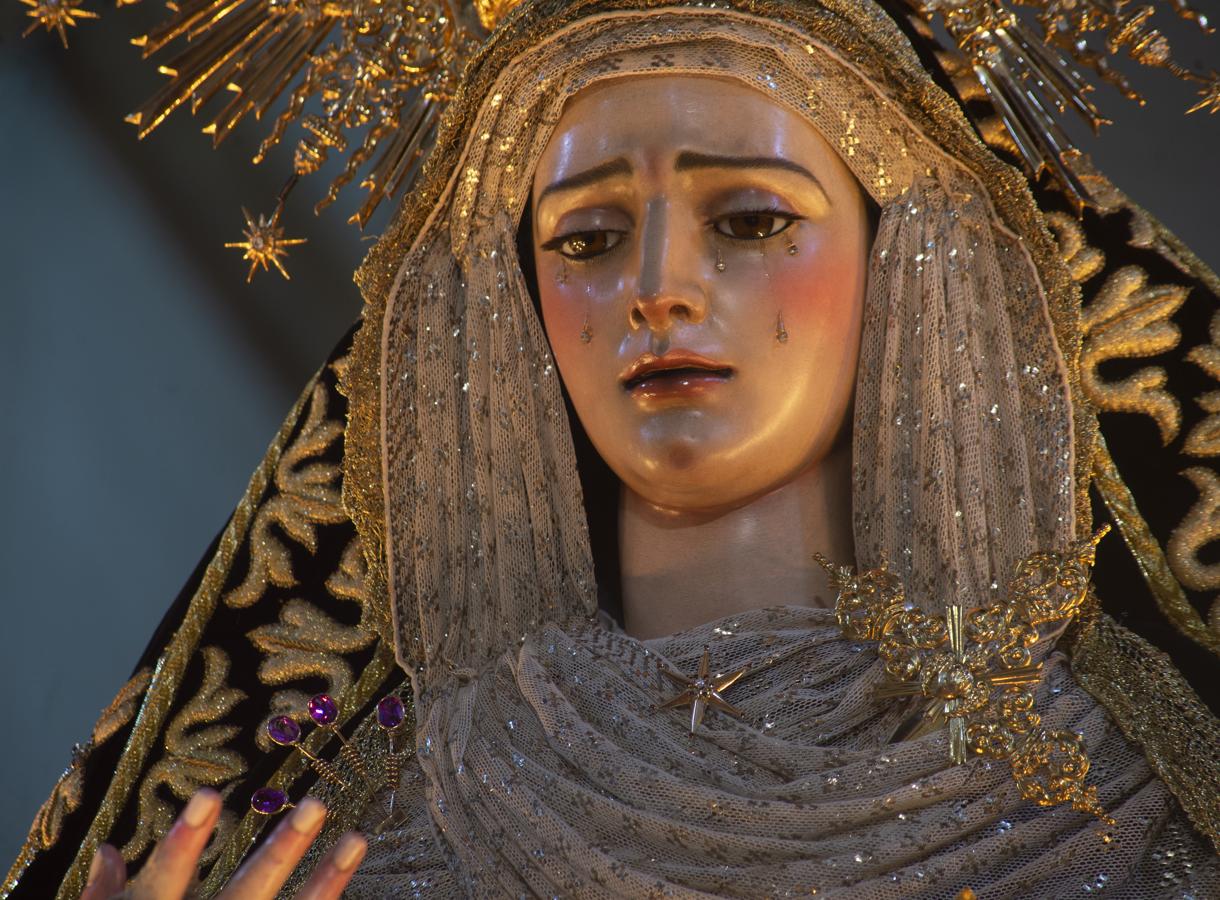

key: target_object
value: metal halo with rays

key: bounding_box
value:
[907,0,1218,210]
[14,0,1220,276]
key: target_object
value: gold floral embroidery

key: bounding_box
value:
[818,529,1114,826]
[249,539,378,750]
[122,647,246,861]
[1080,265,1186,444]
[22,669,153,854]
[1045,212,1104,286]
[225,382,348,609]
[1184,311,1220,457]
[1167,468,1220,630]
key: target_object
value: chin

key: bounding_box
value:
[621,446,772,514]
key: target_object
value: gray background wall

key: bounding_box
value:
[2,0,1218,875]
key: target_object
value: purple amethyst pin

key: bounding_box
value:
[307,693,373,787]
[376,695,408,816]
[249,786,293,816]
[264,713,348,789]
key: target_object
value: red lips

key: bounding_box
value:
[620,350,734,393]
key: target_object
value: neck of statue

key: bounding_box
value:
[618,437,854,641]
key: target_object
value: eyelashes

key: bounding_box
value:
[543,208,803,262]
[711,209,803,240]
[541,230,626,260]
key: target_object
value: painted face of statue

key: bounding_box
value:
[532,75,870,512]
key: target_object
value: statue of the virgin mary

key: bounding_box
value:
[6,0,1219,896]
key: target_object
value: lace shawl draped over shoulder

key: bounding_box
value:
[5,1,1219,898]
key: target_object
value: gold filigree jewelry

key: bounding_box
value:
[714,248,726,273]
[816,525,1117,827]
[579,313,593,344]
[784,233,799,256]
[656,646,752,734]
[775,311,789,344]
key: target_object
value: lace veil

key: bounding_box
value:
[346,0,1082,688]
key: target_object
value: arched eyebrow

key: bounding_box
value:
[535,151,828,206]
[674,151,826,194]
[536,156,633,205]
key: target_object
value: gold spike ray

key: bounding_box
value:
[23,0,1209,279]
[912,0,1218,209]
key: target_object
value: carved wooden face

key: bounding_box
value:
[532,75,870,512]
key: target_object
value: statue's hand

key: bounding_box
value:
[79,789,365,899]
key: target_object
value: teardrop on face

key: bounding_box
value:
[267,715,302,746]
[775,312,789,344]
[377,695,406,730]
[308,694,340,726]
[250,787,291,815]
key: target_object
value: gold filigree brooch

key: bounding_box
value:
[816,525,1116,827]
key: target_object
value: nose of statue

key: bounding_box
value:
[629,197,708,333]
[629,287,706,333]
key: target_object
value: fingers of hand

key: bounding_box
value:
[217,797,328,899]
[293,831,367,900]
[80,844,126,900]
[128,789,222,900]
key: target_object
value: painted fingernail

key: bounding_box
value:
[333,833,366,872]
[86,847,103,887]
[182,790,217,828]
[290,797,326,834]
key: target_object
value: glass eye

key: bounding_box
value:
[715,213,793,240]
[559,231,620,259]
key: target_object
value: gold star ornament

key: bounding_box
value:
[20,0,98,48]
[657,646,752,734]
[224,208,307,282]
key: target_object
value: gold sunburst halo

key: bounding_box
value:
[224,207,307,282]
[656,646,752,734]
[20,0,98,48]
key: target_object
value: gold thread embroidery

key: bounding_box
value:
[1080,265,1186,444]
[1045,170,1220,656]
[1092,436,1220,653]
[225,382,348,609]
[1184,311,1220,457]
[1167,468,1220,607]
[249,540,378,751]
[198,642,401,895]
[5,666,154,891]
[121,647,247,861]
[42,377,316,900]
[1069,614,1220,851]
[1045,212,1104,286]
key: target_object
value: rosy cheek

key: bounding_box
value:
[767,247,862,339]
[539,281,587,359]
